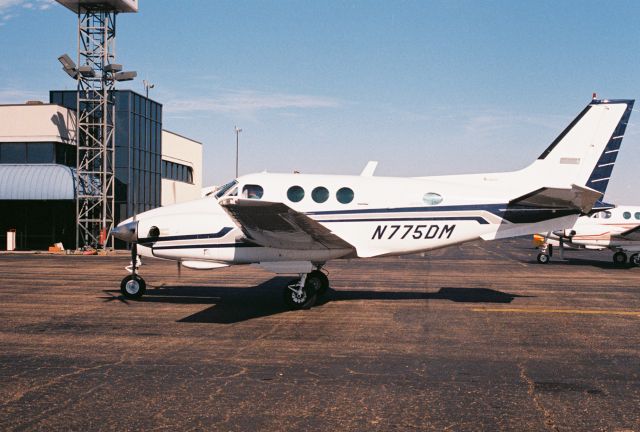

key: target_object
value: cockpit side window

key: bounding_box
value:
[214,180,238,199]
[242,184,264,199]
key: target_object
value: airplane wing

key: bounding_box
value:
[509,184,602,214]
[219,198,356,251]
[612,224,640,241]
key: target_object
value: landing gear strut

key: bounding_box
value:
[537,243,553,264]
[283,269,330,310]
[120,241,146,299]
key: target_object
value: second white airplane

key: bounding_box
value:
[112,98,634,309]
[534,205,640,266]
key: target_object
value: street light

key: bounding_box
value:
[234,126,242,178]
[143,80,155,98]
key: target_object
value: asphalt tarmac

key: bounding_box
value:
[0,238,639,431]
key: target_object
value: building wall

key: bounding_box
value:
[0,104,75,144]
[50,90,163,223]
[161,130,202,205]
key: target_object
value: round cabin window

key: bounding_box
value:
[312,186,329,203]
[336,187,354,204]
[287,185,305,202]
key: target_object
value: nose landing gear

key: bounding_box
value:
[120,242,146,299]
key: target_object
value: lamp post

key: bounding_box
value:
[234,126,242,178]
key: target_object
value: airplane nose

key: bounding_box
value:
[111,220,138,242]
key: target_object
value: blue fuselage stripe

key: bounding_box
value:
[319,216,489,224]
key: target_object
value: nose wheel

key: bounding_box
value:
[120,274,146,299]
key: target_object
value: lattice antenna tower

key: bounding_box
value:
[56,0,138,250]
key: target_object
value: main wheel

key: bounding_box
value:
[283,278,317,310]
[537,253,550,264]
[630,253,640,266]
[613,251,628,267]
[309,270,329,296]
[120,274,146,299]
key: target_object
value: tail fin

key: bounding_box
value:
[524,98,634,196]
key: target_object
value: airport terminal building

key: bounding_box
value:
[0,90,202,250]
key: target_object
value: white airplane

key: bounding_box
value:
[112,98,634,309]
[534,205,640,266]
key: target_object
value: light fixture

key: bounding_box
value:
[58,53,78,79]
[114,71,137,81]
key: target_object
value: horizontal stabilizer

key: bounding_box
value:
[509,184,602,214]
[220,198,355,251]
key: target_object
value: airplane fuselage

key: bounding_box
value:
[130,171,583,270]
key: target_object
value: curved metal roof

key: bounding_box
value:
[0,164,75,200]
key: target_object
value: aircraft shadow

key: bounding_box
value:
[102,277,529,324]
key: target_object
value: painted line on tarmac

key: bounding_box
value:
[471,307,640,316]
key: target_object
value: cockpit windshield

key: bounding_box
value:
[214,180,238,199]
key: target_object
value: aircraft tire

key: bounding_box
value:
[283,278,317,310]
[537,253,550,264]
[630,253,640,267]
[613,251,628,267]
[309,270,329,296]
[120,274,146,299]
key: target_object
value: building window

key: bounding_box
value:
[312,186,329,203]
[161,159,194,184]
[336,187,354,204]
[1,143,27,163]
[0,143,66,164]
[27,143,55,163]
[287,185,305,202]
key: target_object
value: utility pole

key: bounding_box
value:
[234,126,242,178]
[143,80,154,98]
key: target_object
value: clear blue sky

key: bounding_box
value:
[1,0,639,202]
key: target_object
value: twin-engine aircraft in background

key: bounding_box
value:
[534,205,640,266]
[112,98,634,309]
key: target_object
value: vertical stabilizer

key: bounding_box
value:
[524,99,634,196]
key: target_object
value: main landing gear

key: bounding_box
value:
[613,251,640,267]
[283,269,329,310]
[613,251,627,267]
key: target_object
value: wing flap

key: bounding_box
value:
[220,198,355,251]
[509,184,602,214]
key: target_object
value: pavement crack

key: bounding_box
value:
[0,359,124,408]
[518,362,560,432]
